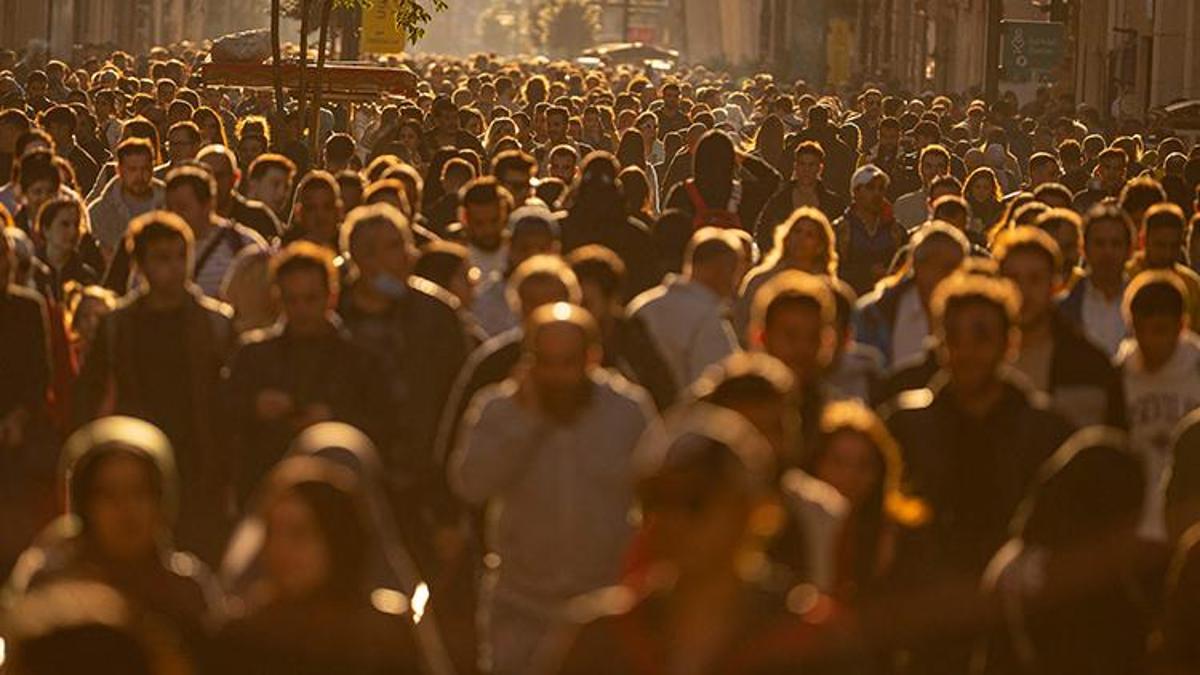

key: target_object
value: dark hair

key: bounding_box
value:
[296,170,341,203]
[459,176,512,209]
[414,240,470,290]
[116,137,155,164]
[248,153,297,182]
[995,226,1063,275]
[567,244,627,300]
[1119,177,1167,218]
[40,104,77,131]
[794,140,825,162]
[164,166,215,203]
[128,211,193,264]
[1083,204,1135,248]
[17,150,60,192]
[36,196,82,236]
[1125,271,1186,321]
[1144,202,1187,238]
[1033,182,1073,206]
[271,241,339,293]
[491,149,536,178]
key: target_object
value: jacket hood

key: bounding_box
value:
[60,416,178,525]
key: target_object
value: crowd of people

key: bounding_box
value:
[3,40,1200,675]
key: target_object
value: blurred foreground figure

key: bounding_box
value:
[537,404,860,675]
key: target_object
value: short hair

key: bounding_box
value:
[270,241,339,293]
[685,227,741,272]
[1124,270,1186,323]
[750,269,836,336]
[931,195,969,222]
[691,352,795,406]
[1099,146,1128,165]
[524,302,601,351]
[549,144,580,163]
[441,157,476,184]
[995,226,1063,275]
[919,143,951,167]
[40,104,77,131]
[1119,177,1167,217]
[166,120,201,143]
[296,170,341,203]
[341,202,413,258]
[17,150,59,191]
[116,137,155,164]
[930,174,963,197]
[127,210,193,264]
[459,176,513,209]
[1144,202,1187,239]
[35,196,82,236]
[414,241,470,290]
[1028,152,1060,175]
[164,166,215,203]
[507,254,582,312]
[931,273,1020,335]
[323,133,356,164]
[567,244,626,300]
[1058,139,1082,164]
[491,149,537,177]
[247,153,296,183]
[1083,204,1135,247]
[1032,182,1073,206]
[363,179,409,212]
[793,140,824,162]
[1033,208,1081,251]
[911,221,970,264]
[236,115,271,145]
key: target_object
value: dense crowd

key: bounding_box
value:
[3,40,1200,675]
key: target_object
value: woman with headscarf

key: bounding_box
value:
[220,422,456,675]
[976,427,1162,675]
[664,130,781,236]
[212,454,429,675]
[6,416,222,657]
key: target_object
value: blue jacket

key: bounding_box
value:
[853,276,916,369]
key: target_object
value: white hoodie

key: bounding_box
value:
[1117,331,1200,540]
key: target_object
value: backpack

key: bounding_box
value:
[684,180,741,231]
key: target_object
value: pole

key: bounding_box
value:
[622,0,631,42]
[984,0,1002,100]
[46,0,54,54]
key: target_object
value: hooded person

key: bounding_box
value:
[977,427,1158,675]
[664,130,781,233]
[6,416,222,656]
[211,455,428,675]
[220,422,456,675]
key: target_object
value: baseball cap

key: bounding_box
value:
[851,164,889,190]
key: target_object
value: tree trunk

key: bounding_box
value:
[271,0,284,117]
[297,0,311,144]
[311,0,333,160]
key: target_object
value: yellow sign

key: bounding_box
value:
[361,0,406,54]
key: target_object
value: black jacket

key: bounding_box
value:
[231,191,283,243]
[664,153,782,235]
[755,180,848,254]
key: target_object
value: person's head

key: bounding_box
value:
[270,242,339,335]
[1032,182,1073,210]
[1119,176,1166,230]
[258,457,369,600]
[1081,204,1134,285]
[929,174,963,204]
[192,106,227,146]
[507,205,561,270]
[792,140,825,186]
[1097,147,1129,193]
[62,417,176,562]
[414,240,475,309]
[1027,152,1062,188]
[567,244,626,325]
[342,202,416,284]
[195,144,241,209]
[164,120,201,164]
[440,157,476,196]
[522,302,602,414]
[963,167,1001,205]
[322,132,356,174]
[749,270,837,385]
[850,165,889,215]
[459,176,513,252]
[1124,270,1187,372]
[431,95,459,133]
[684,227,744,299]
[911,222,969,307]
[39,105,77,149]
[996,227,1063,331]
[17,150,61,217]
[127,211,192,294]
[36,196,84,254]
[771,207,837,276]
[492,149,537,206]
[247,153,297,216]
[546,105,570,142]
[918,143,951,189]
[634,403,780,575]
[220,248,278,332]
[115,138,156,199]
[931,273,1021,394]
[1057,138,1083,169]
[0,108,31,154]
[1033,208,1082,274]
[692,352,795,458]
[548,144,580,184]
[506,254,582,320]
[693,131,737,203]
[931,195,970,232]
[164,167,216,233]
[292,171,344,249]
[1144,202,1187,269]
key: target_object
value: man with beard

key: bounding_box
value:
[455,177,512,279]
[452,302,657,675]
[88,138,164,258]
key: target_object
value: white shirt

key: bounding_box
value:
[469,244,508,281]
[893,188,930,230]
[1081,280,1128,358]
[891,286,930,366]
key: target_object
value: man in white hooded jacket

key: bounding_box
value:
[1118,271,1200,541]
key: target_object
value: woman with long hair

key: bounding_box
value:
[616,127,659,212]
[963,167,1005,236]
[807,400,927,601]
[752,114,788,176]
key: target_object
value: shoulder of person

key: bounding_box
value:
[196,292,235,321]
[626,282,669,317]
[779,469,849,521]
[563,584,640,625]
[6,283,47,313]
[407,274,463,313]
[236,323,285,350]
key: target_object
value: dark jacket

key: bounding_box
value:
[881,373,1074,675]
[0,285,50,423]
[434,328,523,469]
[664,153,782,235]
[833,208,908,296]
[607,315,677,411]
[852,276,916,369]
[230,191,283,243]
[223,320,391,506]
[33,250,98,302]
[755,180,848,254]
